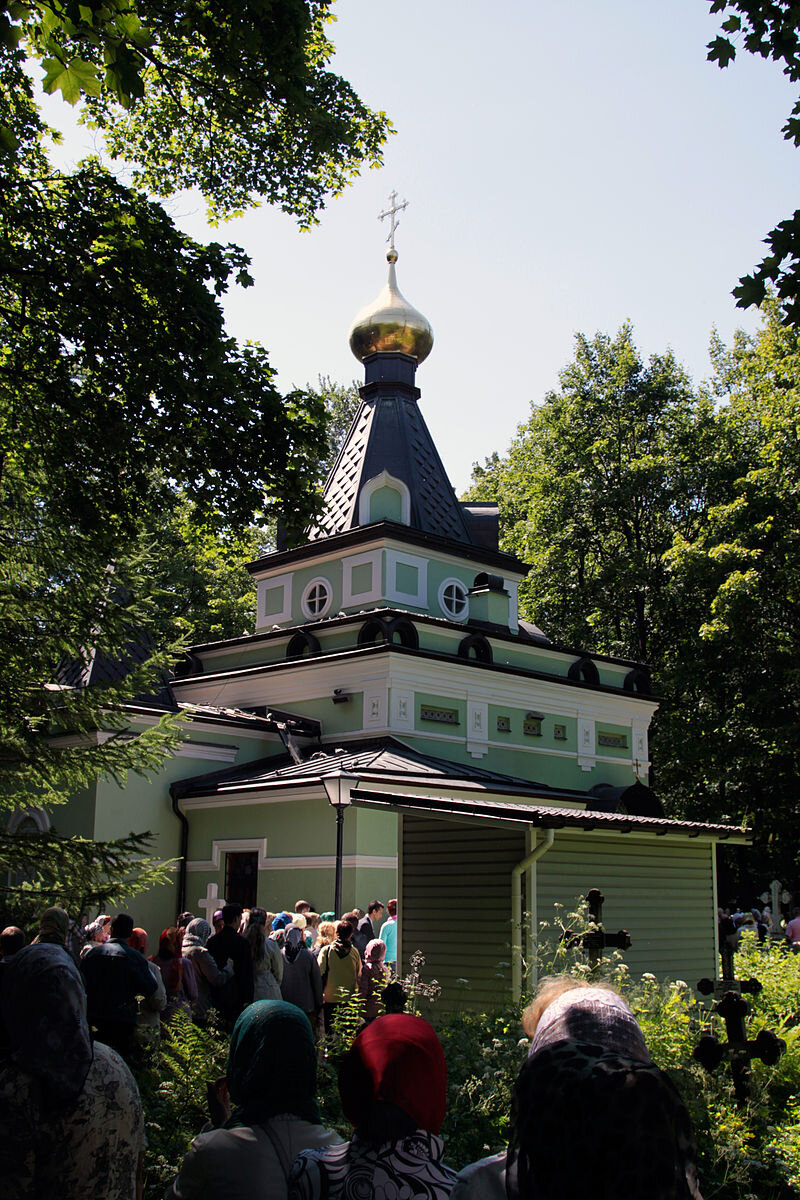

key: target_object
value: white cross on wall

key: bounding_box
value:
[198,881,223,919]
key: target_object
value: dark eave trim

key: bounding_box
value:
[350,788,751,841]
[187,609,653,676]
[172,641,660,702]
[246,520,529,578]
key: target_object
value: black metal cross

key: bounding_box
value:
[564,888,631,973]
[694,943,785,1104]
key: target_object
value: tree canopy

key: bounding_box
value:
[466,310,800,881]
[0,2,386,919]
[4,0,390,221]
[708,1,800,321]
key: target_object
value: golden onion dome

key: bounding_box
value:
[348,248,434,364]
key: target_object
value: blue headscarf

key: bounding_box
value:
[271,912,292,932]
[226,1000,321,1128]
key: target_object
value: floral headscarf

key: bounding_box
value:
[1,944,93,1107]
[226,1000,320,1128]
[530,986,649,1062]
[364,939,386,967]
[182,918,211,950]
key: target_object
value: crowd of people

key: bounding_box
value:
[717,899,800,951]
[0,895,706,1198]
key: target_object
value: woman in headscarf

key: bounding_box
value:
[32,905,70,948]
[168,1000,342,1200]
[0,943,145,1198]
[247,908,284,1001]
[317,920,361,1035]
[151,926,198,1023]
[79,913,111,957]
[281,926,323,1030]
[289,1013,457,1199]
[181,918,234,1023]
[127,928,167,1044]
[357,939,391,1023]
[451,976,702,1200]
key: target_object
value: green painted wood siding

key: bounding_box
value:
[400,815,526,1011]
[536,833,716,983]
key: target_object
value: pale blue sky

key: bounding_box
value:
[40,0,799,491]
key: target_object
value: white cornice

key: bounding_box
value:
[172,650,658,725]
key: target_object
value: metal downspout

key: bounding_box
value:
[511,828,555,1004]
[170,784,190,916]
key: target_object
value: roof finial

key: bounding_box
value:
[378,190,408,263]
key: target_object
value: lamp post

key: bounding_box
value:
[322,772,357,918]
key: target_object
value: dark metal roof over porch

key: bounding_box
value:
[349,786,751,841]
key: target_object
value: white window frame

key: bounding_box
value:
[438,576,469,622]
[300,576,333,621]
[342,551,382,607]
[386,549,427,607]
[358,469,411,526]
[256,573,293,627]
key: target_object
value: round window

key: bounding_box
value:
[301,577,332,620]
[439,578,468,621]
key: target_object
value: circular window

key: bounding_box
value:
[439,578,469,622]
[300,577,332,620]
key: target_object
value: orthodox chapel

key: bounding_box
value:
[49,214,745,1007]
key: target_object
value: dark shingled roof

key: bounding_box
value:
[308,391,473,544]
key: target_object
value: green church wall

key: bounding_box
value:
[51,783,97,838]
[369,485,404,523]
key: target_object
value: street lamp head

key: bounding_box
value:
[322,772,358,809]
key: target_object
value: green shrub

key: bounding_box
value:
[135,936,800,1199]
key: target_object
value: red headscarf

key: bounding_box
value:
[339,1014,447,1134]
[128,928,148,954]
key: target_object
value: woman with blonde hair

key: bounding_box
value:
[312,920,336,959]
[452,975,702,1200]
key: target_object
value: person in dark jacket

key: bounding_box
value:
[352,901,384,960]
[80,912,157,1059]
[206,903,254,1027]
[281,926,323,1031]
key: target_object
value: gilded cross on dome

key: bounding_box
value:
[378,190,408,255]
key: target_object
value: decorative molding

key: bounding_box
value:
[577,716,596,772]
[385,549,427,607]
[173,741,239,762]
[256,573,292,628]
[359,470,411,526]
[186,837,269,872]
[342,550,382,607]
[6,806,50,834]
[173,644,658,728]
[187,851,397,873]
[466,697,489,759]
[391,687,414,732]
[363,683,388,730]
[632,722,649,778]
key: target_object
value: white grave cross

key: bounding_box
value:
[198,881,222,920]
